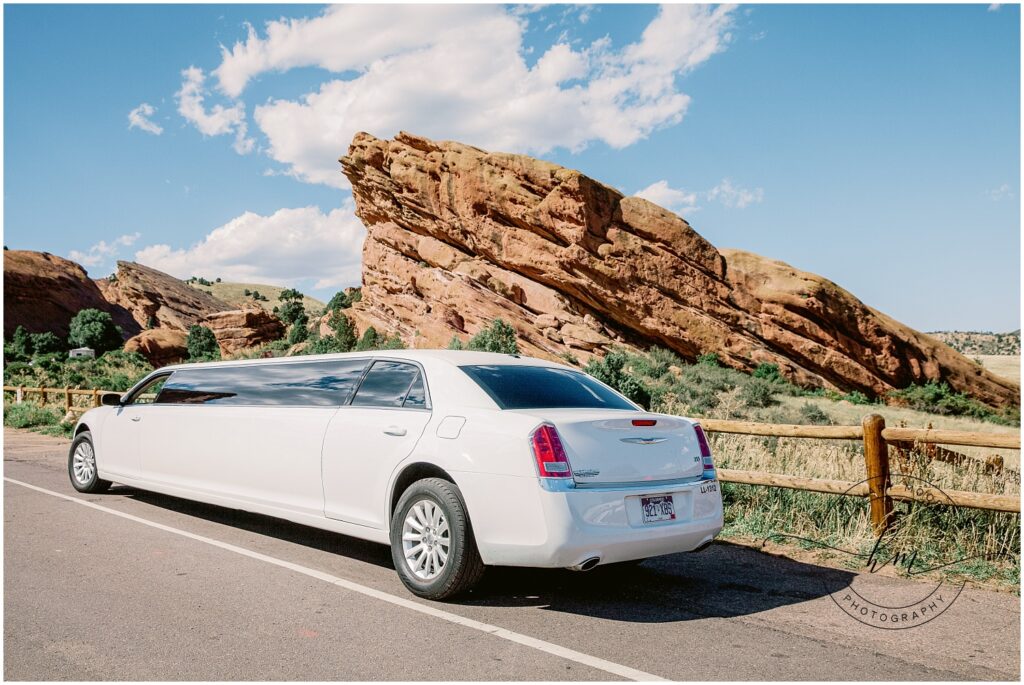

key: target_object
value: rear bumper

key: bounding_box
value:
[461,472,724,568]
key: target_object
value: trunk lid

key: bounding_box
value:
[514,409,704,485]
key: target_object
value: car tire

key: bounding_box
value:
[390,477,485,600]
[68,431,111,494]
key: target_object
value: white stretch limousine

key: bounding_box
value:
[70,350,723,599]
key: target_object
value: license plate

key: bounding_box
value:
[640,495,675,524]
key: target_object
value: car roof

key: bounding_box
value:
[157,348,570,373]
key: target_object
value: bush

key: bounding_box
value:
[630,347,681,379]
[304,311,358,355]
[5,325,33,361]
[466,319,519,355]
[740,378,777,408]
[4,403,63,429]
[843,390,870,405]
[888,381,1004,422]
[447,336,464,350]
[186,325,220,361]
[584,350,651,409]
[278,288,303,303]
[277,300,305,326]
[799,402,833,425]
[696,353,720,367]
[355,327,379,352]
[30,332,65,355]
[287,314,310,345]
[68,309,123,354]
[753,363,782,382]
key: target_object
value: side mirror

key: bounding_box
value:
[101,392,123,407]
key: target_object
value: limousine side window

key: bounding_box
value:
[158,359,369,406]
[125,374,170,405]
[351,361,429,409]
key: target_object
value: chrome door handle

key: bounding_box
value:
[383,426,407,437]
[130,416,141,422]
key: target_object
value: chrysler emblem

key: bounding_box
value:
[620,437,667,445]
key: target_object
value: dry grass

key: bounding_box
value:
[977,354,1021,384]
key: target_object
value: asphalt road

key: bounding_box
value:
[4,428,1020,681]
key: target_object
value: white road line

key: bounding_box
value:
[5,477,665,682]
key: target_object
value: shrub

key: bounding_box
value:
[584,350,651,409]
[888,381,1005,422]
[68,309,123,354]
[447,336,464,350]
[186,325,220,361]
[305,311,358,355]
[287,314,310,345]
[696,352,720,367]
[4,403,63,429]
[843,390,870,405]
[753,363,782,382]
[5,325,33,361]
[631,346,681,379]
[355,327,379,352]
[799,402,833,425]
[277,300,306,326]
[30,332,65,355]
[278,288,303,302]
[466,319,519,354]
[740,378,777,408]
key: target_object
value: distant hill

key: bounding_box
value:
[928,330,1020,356]
[187,281,326,317]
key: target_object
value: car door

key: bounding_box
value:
[321,360,432,529]
[99,373,169,480]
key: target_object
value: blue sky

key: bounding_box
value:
[4,3,1020,332]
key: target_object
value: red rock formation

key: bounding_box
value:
[202,307,286,355]
[3,250,139,339]
[97,261,233,331]
[124,329,188,367]
[340,131,1019,407]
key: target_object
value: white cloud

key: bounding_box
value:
[634,180,699,214]
[634,177,763,214]
[69,232,142,268]
[176,66,254,154]
[987,183,1014,200]
[134,204,365,290]
[127,103,163,135]
[195,4,735,187]
[707,178,764,209]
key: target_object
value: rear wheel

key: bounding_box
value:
[68,431,111,494]
[390,477,484,600]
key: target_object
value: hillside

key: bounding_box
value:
[340,131,1019,408]
[928,330,1020,356]
[187,281,326,317]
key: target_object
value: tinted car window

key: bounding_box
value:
[126,375,169,405]
[403,373,428,409]
[158,359,369,406]
[459,365,636,410]
[351,361,426,408]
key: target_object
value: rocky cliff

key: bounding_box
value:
[341,131,1019,408]
[97,261,234,331]
[3,250,139,339]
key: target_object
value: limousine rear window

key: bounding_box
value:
[351,361,429,409]
[157,359,369,406]
[459,365,636,410]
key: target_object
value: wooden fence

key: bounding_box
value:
[3,386,1019,533]
[704,414,1021,535]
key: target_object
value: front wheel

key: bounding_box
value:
[68,431,111,494]
[390,478,485,600]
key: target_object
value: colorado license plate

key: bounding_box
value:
[640,495,675,524]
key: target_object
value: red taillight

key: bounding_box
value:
[531,424,573,478]
[632,419,657,426]
[693,424,716,479]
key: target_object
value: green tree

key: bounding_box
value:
[5,325,33,361]
[355,326,379,351]
[326,287,362,312]
[68,309,123,354]
[288,313,310,345]
[466,319,519,354]
[278,288,304,302]
[30,332,64,355]
[277,300,306,326]
[186,325,220,361]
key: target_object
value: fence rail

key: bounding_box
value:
[4,386,1019,527]
[704,415,1021,525]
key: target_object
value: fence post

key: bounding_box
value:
[40,388,48,405]
[64,387,72,415]
[93,389,101,407]
[16,386,24,404]
[862,413,893,536]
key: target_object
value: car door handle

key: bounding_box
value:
[130,416,141,422]
[383,426,407,437]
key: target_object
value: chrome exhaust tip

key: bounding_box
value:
[568,556,601,572]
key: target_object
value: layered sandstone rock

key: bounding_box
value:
[202,308,286,354]
[341,131,1019,407]
[124,328,188,367]
[3,250,139,338]
[97,261,234,331]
